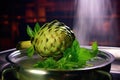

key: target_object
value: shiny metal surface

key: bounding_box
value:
[98,46,120,73]
[82,46,120,73]
[7,49,114,70]
[0,47,120,80]
[2,49,114,80]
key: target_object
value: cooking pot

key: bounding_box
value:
[2,49,114,80]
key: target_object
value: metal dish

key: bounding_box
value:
[2,49,114,80]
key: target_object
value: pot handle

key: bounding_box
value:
[1,67,19,80]
[95,70,112,80]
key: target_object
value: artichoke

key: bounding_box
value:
[27,20,75,58]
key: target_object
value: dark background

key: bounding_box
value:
[0,0,120,51]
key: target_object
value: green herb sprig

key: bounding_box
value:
[34,39,98,69]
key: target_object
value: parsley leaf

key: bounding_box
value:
[26,46,34,57]
[27,25,35,38]
[34,39,98,69]
[34,22,41,34]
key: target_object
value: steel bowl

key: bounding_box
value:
[2,49,114,80]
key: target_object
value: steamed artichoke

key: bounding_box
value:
[27,20,75,58]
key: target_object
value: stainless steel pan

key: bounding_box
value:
[2,49,114,80]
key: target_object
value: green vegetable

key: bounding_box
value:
[27,25,35,38]
[34,39,98,69]
[34,22,41,33]
[26,20,98,69]
[26,20,75,58]
[26,46,34,57]
[27,22,40,38]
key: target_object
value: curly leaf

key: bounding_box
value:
[27,25,35,38]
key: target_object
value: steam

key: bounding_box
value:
[73,0,117,46]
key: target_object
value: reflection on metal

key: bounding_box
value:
[98,46,120,73]
[98,46,120,59]
[26,69,47,75]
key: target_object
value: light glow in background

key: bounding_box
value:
[73,0,118,46]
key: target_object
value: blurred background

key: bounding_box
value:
[0,0,120,51]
